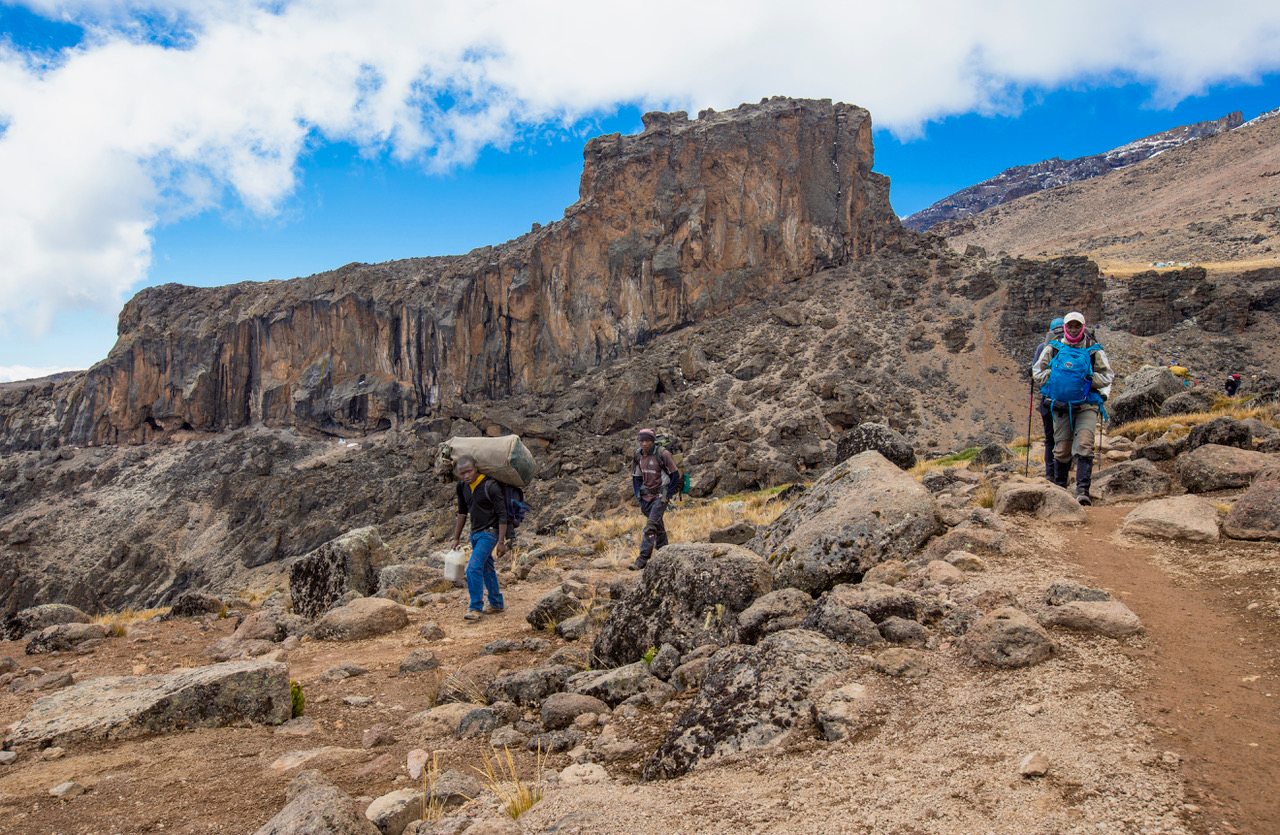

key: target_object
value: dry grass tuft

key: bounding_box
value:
[94,607,170,630]
[973,484,996,509]
[419,750,446,824]
[1111,402,1278,440]
[474,746,546,820]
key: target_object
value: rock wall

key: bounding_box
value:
[0,97,899,450]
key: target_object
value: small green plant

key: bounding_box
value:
[641,646,658,666]
[474,746,546,820]
[290,680,306,718]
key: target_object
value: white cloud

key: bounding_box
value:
[3,0,1280,336]
[0,364,80,383]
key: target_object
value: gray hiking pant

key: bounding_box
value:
[638,496,669,561]
[1052,403,1099,461]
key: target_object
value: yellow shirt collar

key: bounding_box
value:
[469,473,486,491]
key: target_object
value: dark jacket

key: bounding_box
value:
[456,476,508,533]
[632,448,680,501]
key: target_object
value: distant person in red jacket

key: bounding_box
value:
[1225,373,1242,397]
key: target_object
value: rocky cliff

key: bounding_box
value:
[0,98,898,451]
[904,112,1243,232]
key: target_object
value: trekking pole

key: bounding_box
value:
[1024,377,1034,477]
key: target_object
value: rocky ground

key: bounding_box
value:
[1,398,1277,834]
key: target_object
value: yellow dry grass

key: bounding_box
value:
[1098,257,1280,278]
[565,488,792,552]
[93,607,170,630]
[1111,402,1279,440]
[474,746,546,820]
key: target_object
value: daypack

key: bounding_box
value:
[1041,340,1103,407]
[633,445,689,496]
[501,483,531,530]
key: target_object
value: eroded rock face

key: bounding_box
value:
[643,629,850,779]
[5,658,290,750]
[7,99,898,449]
[590,543,772,668]
[754,451,942,595]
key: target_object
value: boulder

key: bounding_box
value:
[963,608,1055,668]
[166,592,226,619]
[1110,367,1184,426]
[754,451,942,595]
[814,682,882,741]
[6,658,290,750]
[568,663,670,707]
[970,443,1012,468]
[1122,495,1220,542]
[1159,389,1214,416]
[1040,600,1143,638]
[834,423,916,469]
[312,597,408,641]
[877,617,928,646]
[709,521,757,545]
[801,592,884,647]
[736,588,814,644]
[1091,459,1173,503]
[377,563,440,597]
[1043,581,1111,606]
[3,604,91,641]
[1185,417,1253,453]
[289,527,395,619]
[25,622,109,655]
[643,629,850,779]
[1224,467,1280,540]
[1135,438,1184,462]
[1177,444,1273,493]
[526,589,579,630]
[485,665,575,706]
[364,789,421,835]
[541,693,610,730]
[993,478,1087,523]
[254,771,380,835]
[409,702,481,737]
[398,649,440,674]
[591,543,772,667]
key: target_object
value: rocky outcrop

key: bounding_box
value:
[1177,444,1274,492]
[289,527,395,619]
[2,98,898,450]
[5,658,290,749]
[1110,368,1185,426]
[591,543,772,668]
[3,603,90,641]
[1223,466,1280,540]
[753,451,942,595]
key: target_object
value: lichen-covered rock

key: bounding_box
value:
[993,478,1087,523]
[312,597,408,642]
[591,543,772,667]
[485,665,574,706]
[6,658,290,750]
[736,588,814,644]
[3,604,90,641]
[834,423,916,469]
[165,592,226,619]
[963,608,1055,668]
[527,589,579,630]
[1122,495,1220,542]
[1185,417,1253,453]
[1091,459,1174,503]
[1224,466,1280,540]
[1110,367,1185,426]
[643,629,850,778]
[289,528,394,619]
[753,451,942,595]
[568,663,669,707]
[25,622,109,655]
[1159,389,1214,416]
[1177,444,1274,493]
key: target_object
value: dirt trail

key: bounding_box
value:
[1068,505,1280,834]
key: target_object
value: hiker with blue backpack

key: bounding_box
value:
[1032,311,1114,505]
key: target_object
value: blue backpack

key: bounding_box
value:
[1041,340,1104,407]
[502,484,530,530]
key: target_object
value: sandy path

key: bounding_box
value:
[1067,505,1280,834]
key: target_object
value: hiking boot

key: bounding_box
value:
[463,610,483,621]
[628,558,647,571]
[1051,459,1071,490]
[1075,456,1095,506]
[483,604,505,614]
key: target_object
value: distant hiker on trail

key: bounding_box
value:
[450,455,506,621]
[1225,373,1242,397]
[1030,316,1065,480]
[630,428,681,571]
[1032,311,1115,506]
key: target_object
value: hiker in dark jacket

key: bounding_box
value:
[1032,311,1114,505]
[1031,317,1065,479]
[1225,373,1242,397]
[450,455,507,621]
[629,428,681,570]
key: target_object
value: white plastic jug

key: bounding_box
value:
[442,549,467,583]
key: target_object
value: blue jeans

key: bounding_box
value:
[467,530,504,612]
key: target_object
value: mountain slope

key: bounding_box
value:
[904,112,1243,232]
[933,110,1280,266]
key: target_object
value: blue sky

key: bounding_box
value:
[3,1,1280,380]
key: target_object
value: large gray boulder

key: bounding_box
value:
[835,423,916,469]
[3,604,91,641]
[25,622,109,655]
[289,527,395,619]
[643,629,850,779]
[1110,367,1185,426]
[963,608,1055,668]
[993,477,1087,523]
[5,658,290,750]
[312,597,408,642]
[254,771,380,835]
[1091,459,1173,503]
[1159,389,1214,416]
[1223,466,1280,541]
[1122,495,1220,542]
[753,451,942,595]
[1039,600,1143,638]
[568,663,670,707]
[591,543,772,667]
[485,665,575,706]
[1185,417,1253,453]
[736,588,814,644]
[1177,444,1274,493]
